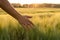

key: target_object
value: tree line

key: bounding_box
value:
[11,3,60,8]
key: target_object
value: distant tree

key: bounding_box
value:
[23,4,29,8]
[11,3,22,8]
[54,4,60,8]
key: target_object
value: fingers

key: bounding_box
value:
[20,20,34,31]
[23,16,32,18]
[23,15,33,28]
[23,20,35,31]
[25,18,34,27]
[18,16,35,31]
[26,20,34,29]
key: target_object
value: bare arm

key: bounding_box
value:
[0,0,34,30]
[0,0,22,20]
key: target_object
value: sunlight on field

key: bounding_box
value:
[0,8,60,40]
[0,8,60,31]
[15,8,60,14]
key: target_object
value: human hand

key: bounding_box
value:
[18,16,34,30]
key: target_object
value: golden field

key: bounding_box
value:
[0,8,60,40]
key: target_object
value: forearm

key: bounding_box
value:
[0,0,22,20]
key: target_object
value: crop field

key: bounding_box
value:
[0,8,60,40]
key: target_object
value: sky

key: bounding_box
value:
[8,0,60,4]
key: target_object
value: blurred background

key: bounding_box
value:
[8,0,60,8]
[0,0,60,40]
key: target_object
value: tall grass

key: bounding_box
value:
[0,14,60,40]
[0,8,60,40]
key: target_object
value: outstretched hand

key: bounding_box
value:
[18,16,34,30]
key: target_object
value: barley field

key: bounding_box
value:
[0,8,60,40]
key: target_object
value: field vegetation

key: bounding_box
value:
[0,8,60,40]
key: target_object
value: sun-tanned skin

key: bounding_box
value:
[0,0,34,30]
